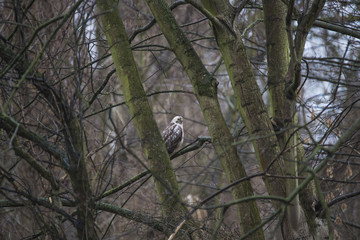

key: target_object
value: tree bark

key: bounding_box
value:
[199,0,324,238]
[262,0,326,238]
[0,38,98,239]
[200,0,286,199]
[96,0,191,237]
[145,0,264,239]
[262,0,308,238]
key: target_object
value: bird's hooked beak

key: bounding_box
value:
[172,116,183,124]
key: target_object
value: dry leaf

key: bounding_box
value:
[345,165,353,179]
[325,192,335,203]
[335,184,344,195]
[341,203,347,212]
[326,118,333,128]
[335,216,343,225]
[326,165,334,178]
[311,108,315,120]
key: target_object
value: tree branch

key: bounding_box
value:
[95,202,173,234]
[0,113,70,169]
[0,197,173,236]
[0,187,77,227]
[95,136,211,201]
[129,0,187,42]
[11,138,59,189]
[313,20,360,39]
[2,0,84,112]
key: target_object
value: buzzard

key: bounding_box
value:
[162,116,184,154]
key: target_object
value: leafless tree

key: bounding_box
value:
[1,0,360,239]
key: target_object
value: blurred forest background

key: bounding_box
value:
[0,0,360,239]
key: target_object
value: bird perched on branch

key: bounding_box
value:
[162,116,184,154]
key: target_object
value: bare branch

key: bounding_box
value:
[0,113,70,169]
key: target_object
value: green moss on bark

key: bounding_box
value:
[145,0,264,239]
[97,0,188,232]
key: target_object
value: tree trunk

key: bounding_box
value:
[262,0,326,238]
[262,0,307,238]
[201,0,287,199]
[145,0,264,239]
[97,0,192,238]
[200,0,324,238]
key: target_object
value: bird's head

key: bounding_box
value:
[171,116,183,125]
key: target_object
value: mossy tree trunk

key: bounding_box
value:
[145,0,264,239]
[263,0,326,238]
[96,0,192,238]
[64,112,97,240]
[200,0,286,200]
[262,0,307,237]
[199,0,325,239]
